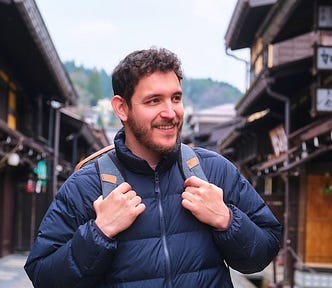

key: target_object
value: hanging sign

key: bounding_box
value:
[34,160,47,179]
[316,88,332,112]
[318,5,332,28]
[316,47,332,70]
[33,160,47,189]
[269,125,287,157]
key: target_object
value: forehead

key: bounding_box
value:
[134,71,182,96]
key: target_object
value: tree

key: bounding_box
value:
[87,70,103,106]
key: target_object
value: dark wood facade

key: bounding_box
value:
[224,0,332,287]
[0,0,109,257]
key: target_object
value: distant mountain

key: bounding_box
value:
[64,61,242,110]
[182,78,242,110]
[64,61,112,106]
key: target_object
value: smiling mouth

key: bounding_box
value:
[156,124,176,130]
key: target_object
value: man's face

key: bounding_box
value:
[124,71,184,157]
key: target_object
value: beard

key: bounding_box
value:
[126,115,183,155]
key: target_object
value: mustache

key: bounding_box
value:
[153,119,180,126]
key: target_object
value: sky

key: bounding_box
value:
[35,0,249,92]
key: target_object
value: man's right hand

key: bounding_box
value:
[93,182,146,238]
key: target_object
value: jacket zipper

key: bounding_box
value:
[155,172,173,287]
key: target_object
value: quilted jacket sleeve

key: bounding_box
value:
[24,167,117,288]
[198,149,282,274]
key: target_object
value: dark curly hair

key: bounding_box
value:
[111,47,183,108]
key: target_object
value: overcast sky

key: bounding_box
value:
[35,0,249,92]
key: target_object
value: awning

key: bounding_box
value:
[0,118,51,168]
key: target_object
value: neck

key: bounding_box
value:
[125,139,160,169]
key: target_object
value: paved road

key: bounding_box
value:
[0,253,32,288]
[0,253,258,288]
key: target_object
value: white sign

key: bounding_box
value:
[316,89,332,112]
[317,47,332,69]
[319,6,332,28]
[269,125,287,157]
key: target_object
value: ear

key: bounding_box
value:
[111,95,128,121]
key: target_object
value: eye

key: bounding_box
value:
[172,94,182,103]
[145,97,160,105]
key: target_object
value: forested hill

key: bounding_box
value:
[64,61,242,109]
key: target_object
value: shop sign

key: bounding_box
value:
[269,125,287,157]
[316,88,332,112]
[318,5,332,28]
[33,160,47,191]
[316,47,332,70]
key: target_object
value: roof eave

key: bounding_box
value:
[225,0,278,50]
[13,0,78,105]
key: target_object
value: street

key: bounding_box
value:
[0,253,32,288]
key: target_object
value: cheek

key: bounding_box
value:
[131,109,155,123]
[176,107,184,119]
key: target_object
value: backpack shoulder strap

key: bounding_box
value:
[75,143,207,199]
[74,145,115,171]
[97,152,124,198]
[180,143,208,181]
[74,145,124,198]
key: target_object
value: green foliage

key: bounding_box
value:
[64,61,113,106]
[64,61,242,110]
[182,78,242,110]
[87,70,103,106]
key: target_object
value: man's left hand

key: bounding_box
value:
[181,176,231,231]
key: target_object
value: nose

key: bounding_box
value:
[160,102,176,118]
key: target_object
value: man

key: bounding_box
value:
[25,47,282,287]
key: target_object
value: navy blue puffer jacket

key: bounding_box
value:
[25,129,282,287]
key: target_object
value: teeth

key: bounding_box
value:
[158,125,174,129]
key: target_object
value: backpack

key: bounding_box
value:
[75,143,207,198]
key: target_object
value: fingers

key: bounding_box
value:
[103,182,133,200]
[93,195,103,210]
[181,190,202,212]
[181,198,194,210]
[184,175,207,188]
[93,182,146,238]
[130,194,142,206]
[184,177,224,197]
[102,182,144,209]
[135,203,146,214]
[116,182,132,194]
[182,190,198,202]
[182,178,225,213]
[124,190,137,200]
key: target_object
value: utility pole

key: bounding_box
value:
[50,100,62,198]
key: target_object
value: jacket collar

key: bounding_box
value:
[113,128,180,175]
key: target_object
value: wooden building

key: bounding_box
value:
[224,0,332,287]
[0,0,109,256]
[184,104,238,151]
